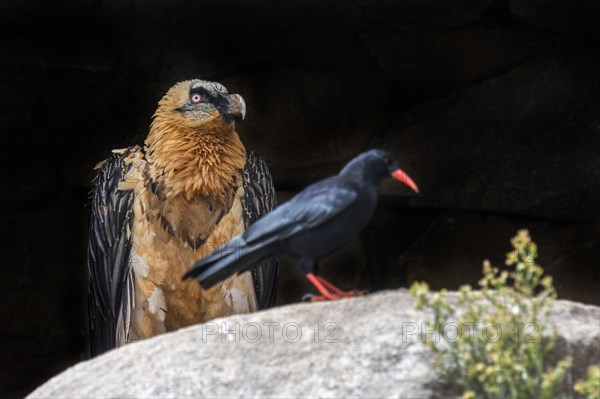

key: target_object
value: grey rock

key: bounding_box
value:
[28,290,600,398]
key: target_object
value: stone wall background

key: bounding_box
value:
[1,0,599,396]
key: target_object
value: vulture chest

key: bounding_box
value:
[128,182,257,341]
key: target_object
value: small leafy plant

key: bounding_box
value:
[410,230,573,399]
[574,365,600,399]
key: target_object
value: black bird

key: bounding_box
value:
[183,149,418,300]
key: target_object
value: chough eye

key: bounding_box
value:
[190,93,203,104]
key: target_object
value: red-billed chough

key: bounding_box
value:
[183,149,418,301]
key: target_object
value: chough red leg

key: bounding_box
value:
[314,275,348,296]
[304,273,366,302]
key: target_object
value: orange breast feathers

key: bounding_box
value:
[125,168,257,340]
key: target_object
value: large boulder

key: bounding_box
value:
[28,290,600,398]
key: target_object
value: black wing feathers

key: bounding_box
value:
[242,151,279,309]
[243,179,357,245]
[184,172,358,291]
[87,153,135,357]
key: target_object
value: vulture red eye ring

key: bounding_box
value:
[190,93,203,104]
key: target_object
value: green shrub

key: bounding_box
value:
[410,230,572,399]
[574,365,600,399]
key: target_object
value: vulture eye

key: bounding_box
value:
[190,93,203,104]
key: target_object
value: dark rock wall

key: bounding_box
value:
[1,1,599,397]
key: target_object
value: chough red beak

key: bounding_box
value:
[391,168,419,193]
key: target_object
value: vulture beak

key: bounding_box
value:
[391,168,419,193]
[222,94,246,122]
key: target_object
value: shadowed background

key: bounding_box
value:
[1,0,599,396]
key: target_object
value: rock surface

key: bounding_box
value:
[29,290,600,398]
